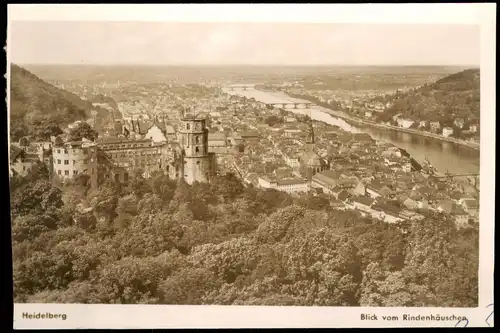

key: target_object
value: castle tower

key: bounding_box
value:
[178,115,211,184]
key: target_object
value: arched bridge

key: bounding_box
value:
[266,102,315,109]
[227,84,257,91]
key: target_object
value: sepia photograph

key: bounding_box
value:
[7,4,494,329]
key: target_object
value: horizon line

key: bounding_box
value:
[12,62,479,68]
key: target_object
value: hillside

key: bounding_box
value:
[374,69,480,128]
[10,167,478,307]
[9,64,95,141]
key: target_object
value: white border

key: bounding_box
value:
[7,3,496,329]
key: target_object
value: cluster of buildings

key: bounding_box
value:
[10,114,220,188]
[10,79,479,231]
[221,91,479,230]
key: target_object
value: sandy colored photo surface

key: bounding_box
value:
[7,3,495,329]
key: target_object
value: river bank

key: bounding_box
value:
[327,111,480,151]
[277,90,480,151]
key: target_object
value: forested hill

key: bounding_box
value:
[375,68,480,126]
[9,64,94,141]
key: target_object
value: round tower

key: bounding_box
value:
[178,116,211,184]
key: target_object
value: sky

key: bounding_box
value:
[8,21,480,66]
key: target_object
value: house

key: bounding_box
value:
[284,129,303,138]
[396,118,415,129]
[311,170,341,194]
[419,120,428,128]
[144,123,168,143]
[430,121,441,133]
[409,192,429,210]
[165,125,177,140]
[258,175,309,194]
[208,132,228,154]
[399,209,425,221]
[284,116,296,123]
[366,181,392,198]
[351,196,375,213]
[372,203,403,224]
[442,127,454,138]
[454,118,465,129]
[451,205,470,228]
[243,173,259,186]
[330,199,346,210]
[402,197,419,210]
[469,124,478,133]
[275,178,310,194]
[331,186,350,201]
[459,198,479,217]
[228,134,244,146]
[238,131,260,142]
[437,199,454,213]
[284,154,300,170]
[274,167,294,180]
[365,111,373,118]
[10,145,40,177]
[258,175,277,189]
[338,178,365,196]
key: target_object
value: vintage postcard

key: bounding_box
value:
[7,3,495,329]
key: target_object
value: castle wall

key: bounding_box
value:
[52,143,98,188]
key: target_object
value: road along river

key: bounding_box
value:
[222,88,479,175]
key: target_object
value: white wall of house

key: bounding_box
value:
[145,125,167,143]
[366,188,381,199]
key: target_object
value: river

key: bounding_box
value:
[222,88,480,175]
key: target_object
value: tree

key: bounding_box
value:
[68,122,98,141]
[33,120,63,141]
[10,179,63,216]
[265,115,282,127]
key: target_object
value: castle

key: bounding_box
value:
[10,114,217,187]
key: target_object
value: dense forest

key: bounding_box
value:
[10,165,479,306]
[9,64,111,142]
[374,69,480,128]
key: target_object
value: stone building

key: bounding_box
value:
[96,136,182,182]
[9,145,40,177]
[52,138,98,188]
[299,121,328,182]
[177,116,216,184]
[97,115,215,186]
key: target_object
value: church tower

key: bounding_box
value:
[178,115,212,184]
[305,119,315,152]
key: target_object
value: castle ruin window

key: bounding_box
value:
[124,173,129,182]
[195,147,200,153]
[73,170,78,175]
[58,170,61,175]
[64,170,69,176]
[195,136,200,144]
[196,161,200,165]
[186,123,191,130]
[64,160,69,165]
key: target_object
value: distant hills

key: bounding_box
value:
[374,68,480,126]
[9,64,96,141]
